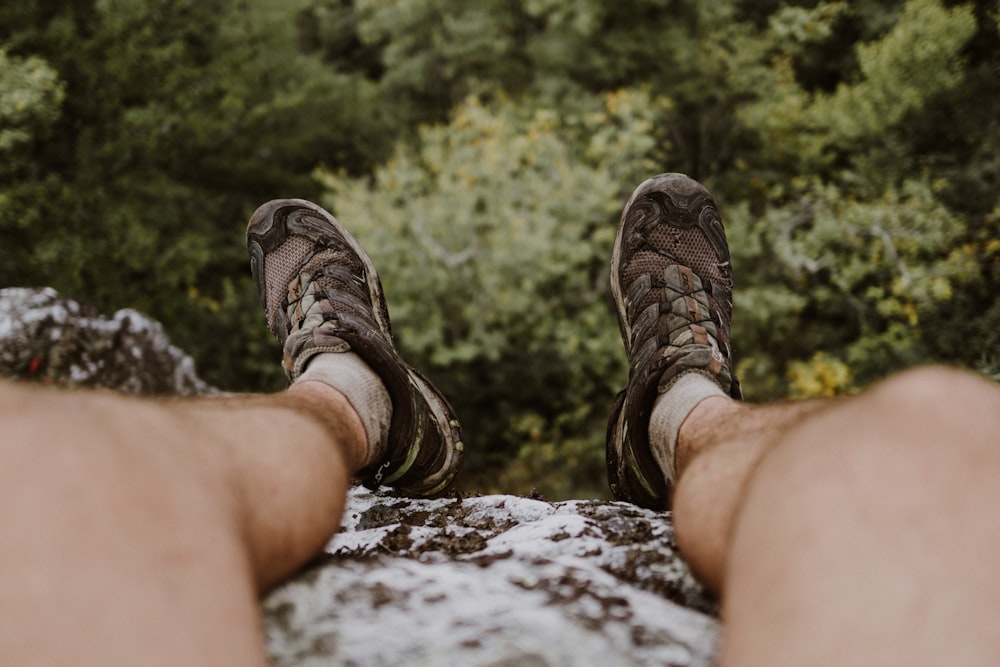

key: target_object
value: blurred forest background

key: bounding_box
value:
[2,0,998,499]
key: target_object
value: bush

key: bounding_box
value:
[317,90,670,497]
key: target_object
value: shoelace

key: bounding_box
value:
[284,247,372,333]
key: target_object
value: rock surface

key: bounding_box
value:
[0,287,212,395]
[263,489,720,667]
[1,287,720,665]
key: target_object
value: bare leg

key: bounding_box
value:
[671,394,831,589]
[671,367,1000,666]
[0,379,365,666]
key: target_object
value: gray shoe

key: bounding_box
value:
[606,174,741,509]
[247,199,463,496]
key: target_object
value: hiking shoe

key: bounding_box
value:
[247,199,463,496]
[606,174,742,509]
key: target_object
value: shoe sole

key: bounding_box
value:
[401,368,465,495]
[609,173,718,354]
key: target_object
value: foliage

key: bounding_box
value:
[0,0,386,390]
[729,178,979,399]
[719,0,998,401]
[737,0,977,185]
[0,49,64,170]
[317,90,667,493]
[787,352,854,398]
[1,0,998,497]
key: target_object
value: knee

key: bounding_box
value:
[863,365,1000,439]
[761,366,1000,498]
[743,366,1000,534]
[868,365,991,406]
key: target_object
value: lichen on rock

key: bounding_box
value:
[0,287,212,395]
[263,488,719,667]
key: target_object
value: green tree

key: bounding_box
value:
[0,49,64,176]
[317,89,668,496]
[718,0,998,398]
[736,0,977,188]
[728,179,981,398]
[0,0,388,389]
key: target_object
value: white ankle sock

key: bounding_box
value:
[296,352,391,467]
[648,372,726,483]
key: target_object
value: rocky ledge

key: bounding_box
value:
[264,488,719,666]
[0,287,212,395]
[1,287,720,665]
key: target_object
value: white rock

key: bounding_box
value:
[263,488,719,667]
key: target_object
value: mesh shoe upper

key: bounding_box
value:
[607,174,742,509]
[247,199,463,496]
